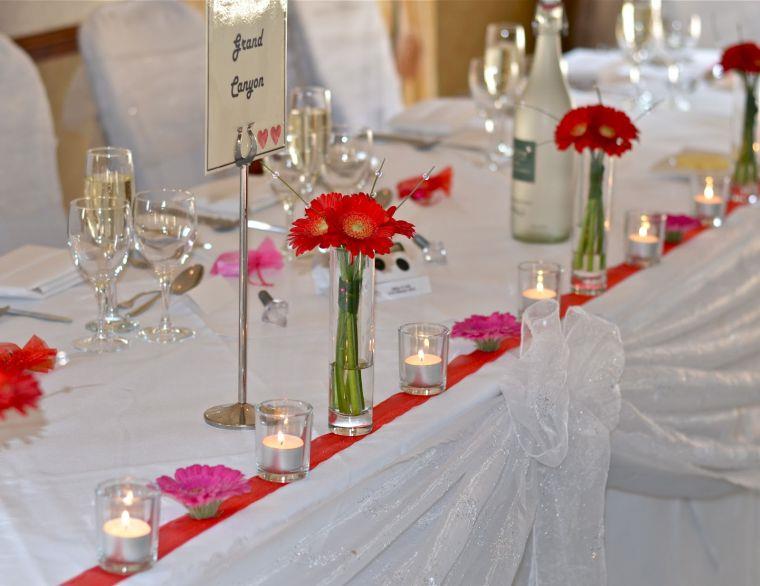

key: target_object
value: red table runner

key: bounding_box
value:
[65,204,740,585]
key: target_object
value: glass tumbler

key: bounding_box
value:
[255,399,313,483]
[398,323,449,396]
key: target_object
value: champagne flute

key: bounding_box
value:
[287,86,331,199]
[264,150,301,259]
[483,22,526,102]
[67,197,131,353]
[483,23,525,167]
[132,189,197,344]
[617,1,655,107]
[84,147,137,334]
[323,126,374,192]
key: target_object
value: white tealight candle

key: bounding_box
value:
[694,177,724,220]
[260,430,305,473]
[521,274,557,307]
[102,510,152,564]
[403,348,444,388]
[627,223,659,259]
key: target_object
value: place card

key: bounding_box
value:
[205,0,287,172]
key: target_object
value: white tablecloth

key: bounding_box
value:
[2,54,759,585]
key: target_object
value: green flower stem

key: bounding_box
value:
[332,250,366,417]
[573,151,607,273]
[733,75,759,187]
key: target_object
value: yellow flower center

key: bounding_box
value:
[599,125,616,138]
[342,213,375,239]
[570,123,587,137]
[307,217,328,236]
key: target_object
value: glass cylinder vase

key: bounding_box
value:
[730,74,759,204]
[571,150,614,296]
[329,248,375,436]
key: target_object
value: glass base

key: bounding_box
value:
[731,182,759,205]
[257,468,308,483]
[571,269,607,296]
[139,326,194,344]
[73,336,128,353]
[328,408,372,436]
[86,316,139,334]
[625,254,660,269]
[402,384,445,396]
[99,557,155,576]
[698,215,724,228]
[512,231,570,244]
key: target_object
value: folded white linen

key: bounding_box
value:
[387,98,478,138]
[0,245,82,299]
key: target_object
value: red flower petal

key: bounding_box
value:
[720,42,760,74]
[555,105,639,157]
[0,371,42,418]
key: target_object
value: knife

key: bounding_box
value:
[0,305,73,323]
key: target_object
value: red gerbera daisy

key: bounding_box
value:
[287,192,342,255]
[720,42,760,74]
[0,370,42,418]
[555,105,639,157]
[332,193,396,258]
[385,205,416,239]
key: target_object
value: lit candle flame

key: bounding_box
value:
[638,220,650,238]
[423,338,430,351]
[123,490,134,506]
[120,510,130,527]
[704,176,714,200]
[536,270,544,292]
[277,430,285,445]
[418,349,425,363]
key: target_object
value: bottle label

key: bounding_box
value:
[513,138,536,183]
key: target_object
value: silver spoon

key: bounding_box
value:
[126,264,205,318]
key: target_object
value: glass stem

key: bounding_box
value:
[95,281,109,341]
[157,266,172,333]
[105,280,117,319]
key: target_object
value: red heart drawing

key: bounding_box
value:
[256,129,269,150]
[270,124,282,145]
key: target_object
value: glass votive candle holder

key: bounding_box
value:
[398,323,449,396]
[255,399,312,483]
[518,261,560,317]
[95,478,160,575]
[624,211,666,268]
[691,174,728,227]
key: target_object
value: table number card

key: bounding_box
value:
[205,0,287,172]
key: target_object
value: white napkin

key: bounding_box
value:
[0,245,82,299]
[191,174,280,220]
[387,98,477,138]
[186,275,238,337]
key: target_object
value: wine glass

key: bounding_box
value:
[264,150,301,259]
[662,13,701,110]
[323,126,374,192]
[132,189,197,344]
[84,147,137,335]
[287,86,331,199]
[469,56,513,170]
[67,197,131,353]
[616,1,656,107]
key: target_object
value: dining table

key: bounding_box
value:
[2,48,760,586]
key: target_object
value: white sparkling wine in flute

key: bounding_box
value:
[84,172,134,205]
[287,107,330,184]
[511,0,574,243]
[484,43,521,98]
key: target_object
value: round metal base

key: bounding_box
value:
[204,402,256,430]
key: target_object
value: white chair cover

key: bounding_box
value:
[0,35,65,255]
[288,0,403,130]
[79,1,214,191]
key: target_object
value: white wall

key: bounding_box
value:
[0,0,109,37]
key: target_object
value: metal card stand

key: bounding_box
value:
[204,124,258,430]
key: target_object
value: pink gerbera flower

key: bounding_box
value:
[156,464,251,519]
[451,311,521,352]
[665,214,701,243]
